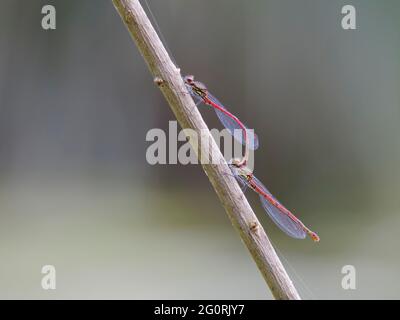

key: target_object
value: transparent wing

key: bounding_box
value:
[206,93,259,150]
[251,175,306,239]
[228,165,248,192]
[235,173,249,193]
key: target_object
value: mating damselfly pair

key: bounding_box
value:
[184,75,319,242]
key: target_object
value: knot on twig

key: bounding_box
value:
[154,76,165,87]
[249,221,259,233]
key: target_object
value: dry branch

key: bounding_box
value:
[112,0,301,300]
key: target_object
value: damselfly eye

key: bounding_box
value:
[184,75,194,83]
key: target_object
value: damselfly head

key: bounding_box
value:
[229,158,243,167]
[183,75,207,94]
[183,75,195,84]
[229,159,253,177]
[229,158,250,170]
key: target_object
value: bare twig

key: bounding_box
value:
[112,0,301,300]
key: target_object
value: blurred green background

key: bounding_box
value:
[0,0,399,299]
